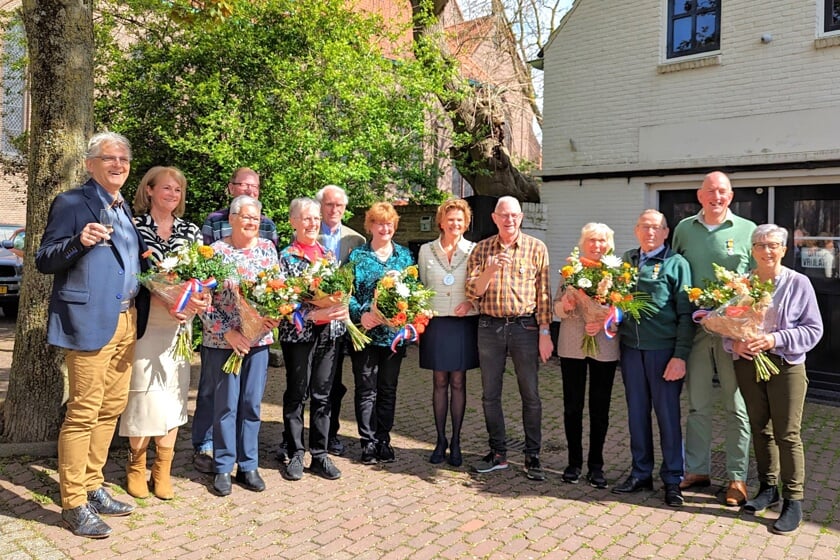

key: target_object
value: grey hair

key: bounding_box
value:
[86,131,132,160]
[230,195,262,216]
[752,224,788,245]
[289,197,320,219]
[638,209,668,229]
[495,195,521,213]
[578,222,615,251]
[316,184,348,205]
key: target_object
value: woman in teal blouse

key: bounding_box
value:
[348,202,415,465]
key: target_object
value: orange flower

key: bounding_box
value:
[393,311,408,325]
[688,288,702,302]
[561,265,575,278]
[396,300,408,311]
[579,256,602,268]
[414,322,426,334]
[268,279,285,290]
[198,245,215,259]
[609,292,623,304]
[380,276,395,289]
[279,304,294,316]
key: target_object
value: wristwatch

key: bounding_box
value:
[539,328,551,336]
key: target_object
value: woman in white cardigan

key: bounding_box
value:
[417,199,478,467]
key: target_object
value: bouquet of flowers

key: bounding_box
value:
[371,265,435,352]
[294,257,371,351]
[137,242,233,362]
[559,247,654,357]
[223,265,303,375]
[685,263,778,382]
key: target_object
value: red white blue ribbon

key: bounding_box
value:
[173,277,217,314]
[292,304,305,333]
[390,323,418,353]
[603,305,622,339]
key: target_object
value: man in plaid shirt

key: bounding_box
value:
[466,196,553,481]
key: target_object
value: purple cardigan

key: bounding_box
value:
[724,266,823,364]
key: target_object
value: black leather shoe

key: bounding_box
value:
[429,438,447,464]
[235,469,266,492]
[611,476,654,494]
[213,473,232,496]
[61,504,112,539]
[193,451,214,474]
[448,442,462,467]
[664,483,684,507]
[87,487,134,516]
[743,483,780,514]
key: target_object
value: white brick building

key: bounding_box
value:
[539,0,840,396]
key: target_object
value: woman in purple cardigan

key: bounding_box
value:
[726,224,823,535]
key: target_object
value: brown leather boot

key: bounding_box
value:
[151,446,175,500]
[126,447,150,499]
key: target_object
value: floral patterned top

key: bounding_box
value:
[276,242,347,343]
[201,237,278,349]
[134,214,201,262]
[348,242,415,348]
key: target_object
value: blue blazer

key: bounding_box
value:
[36,179,150,351]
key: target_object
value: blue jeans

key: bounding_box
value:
[201,345,269,473]
[620,345,684,484]
[477,315,542,457]
[191,345,215,453]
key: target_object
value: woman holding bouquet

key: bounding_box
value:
[121,166,208,500]
[727,225,823,534]
[278,197,349,482]
[417,199,478,467]
[552,223,619,489]
[348,202,415,464]
[201,195,280,496]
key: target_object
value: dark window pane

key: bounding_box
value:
[696,14,718,46]
[672,18,693,53]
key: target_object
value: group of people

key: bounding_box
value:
[36,131,823,540]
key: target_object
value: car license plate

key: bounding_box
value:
[0,286,6,294]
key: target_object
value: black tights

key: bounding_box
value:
[432,370,466,443]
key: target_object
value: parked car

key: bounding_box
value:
[0,224,23,318]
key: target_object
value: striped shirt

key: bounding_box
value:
[465,232,551,325]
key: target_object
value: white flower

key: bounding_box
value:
[253,284,266,298]
[601,254,623,269]
[577,277,592,289]
[158,256,180,272]
[395,282,411,298]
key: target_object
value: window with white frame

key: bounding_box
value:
[827,0,840,33]
[667,0,721,59]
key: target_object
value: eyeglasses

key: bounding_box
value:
[235,214,261,223]
[752,242,783,250]
[95,155,131,165]
[231,182,259,190]
[496,213,522,220]
[636,224,664,231]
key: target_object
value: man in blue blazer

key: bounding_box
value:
[36,132,150,539]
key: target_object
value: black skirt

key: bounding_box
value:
[418,315,479,371]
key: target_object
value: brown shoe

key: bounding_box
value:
[725,480,748,506]
[679,473,711,490]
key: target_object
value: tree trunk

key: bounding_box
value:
[1,0,94,442]
[410,0,540,203]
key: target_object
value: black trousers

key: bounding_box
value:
[328,334,349,439]
[280,326,338,458]
[560,356,617,471]
[351,345,406,446]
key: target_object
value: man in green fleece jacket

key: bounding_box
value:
[612,210,694,507]
[672,171,756,507]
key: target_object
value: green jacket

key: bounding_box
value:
[619,246,695,360]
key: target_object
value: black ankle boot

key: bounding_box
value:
[743,482,780,514]
[772,499,802,535]
[448,439,462,467]
[429,437,447,464]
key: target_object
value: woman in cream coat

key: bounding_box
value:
[417,199,478,467]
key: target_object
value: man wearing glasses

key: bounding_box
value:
[672,171,756,507]
[466,196,553,481]
[192,167,279,474]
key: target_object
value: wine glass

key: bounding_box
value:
[99,208,114,247]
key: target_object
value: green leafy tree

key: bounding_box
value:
[95,0,448,237]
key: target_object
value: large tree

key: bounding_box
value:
[95,0,447,235]
[2,0,94,442]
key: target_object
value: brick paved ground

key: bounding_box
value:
[1,313,839,558]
